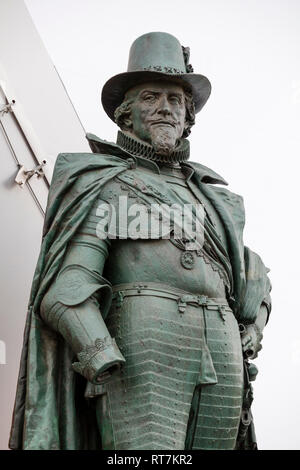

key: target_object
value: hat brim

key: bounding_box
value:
[101,70,211,122]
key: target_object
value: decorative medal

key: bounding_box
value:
[180,251,195,270]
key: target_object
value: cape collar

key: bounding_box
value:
[86,132,228,186]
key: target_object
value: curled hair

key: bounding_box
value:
[114,98,134,132]
[182,88,195,138]
[114,89,195,138]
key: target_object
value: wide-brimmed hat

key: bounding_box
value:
[101,32,211,122]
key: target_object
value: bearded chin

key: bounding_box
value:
[150,127,177,157]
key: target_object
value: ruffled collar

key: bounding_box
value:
[116,131,190,164]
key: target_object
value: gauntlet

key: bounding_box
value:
[240,323,263,359]
[40,264,125,384]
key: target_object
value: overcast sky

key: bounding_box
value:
[24,0,300,449]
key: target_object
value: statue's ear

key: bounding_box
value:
[123,116,133,129]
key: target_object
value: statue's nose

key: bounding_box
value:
[157,95,171,116]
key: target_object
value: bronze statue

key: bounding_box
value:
[9,32,271,450]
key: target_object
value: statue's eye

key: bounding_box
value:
[169,95,181,104]
[143,94,156,102]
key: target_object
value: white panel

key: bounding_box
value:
[0,123,44,450]
[0,0,91,449]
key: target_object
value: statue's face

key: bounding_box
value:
[125,81,186,156]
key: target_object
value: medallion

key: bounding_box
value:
[180,251,195,270]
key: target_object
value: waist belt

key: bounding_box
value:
[111,281,231,319]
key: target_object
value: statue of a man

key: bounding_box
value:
[9,32,271,450]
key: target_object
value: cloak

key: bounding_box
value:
[9,134,271,450]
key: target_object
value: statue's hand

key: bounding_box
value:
[94,362,124,385]
[240,323,263,359]
[72,337,126,384]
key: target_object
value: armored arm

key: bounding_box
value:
[40,198,125,384]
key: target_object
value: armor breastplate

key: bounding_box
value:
[101,164,231,299]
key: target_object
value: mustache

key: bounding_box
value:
[148,119,177,127]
